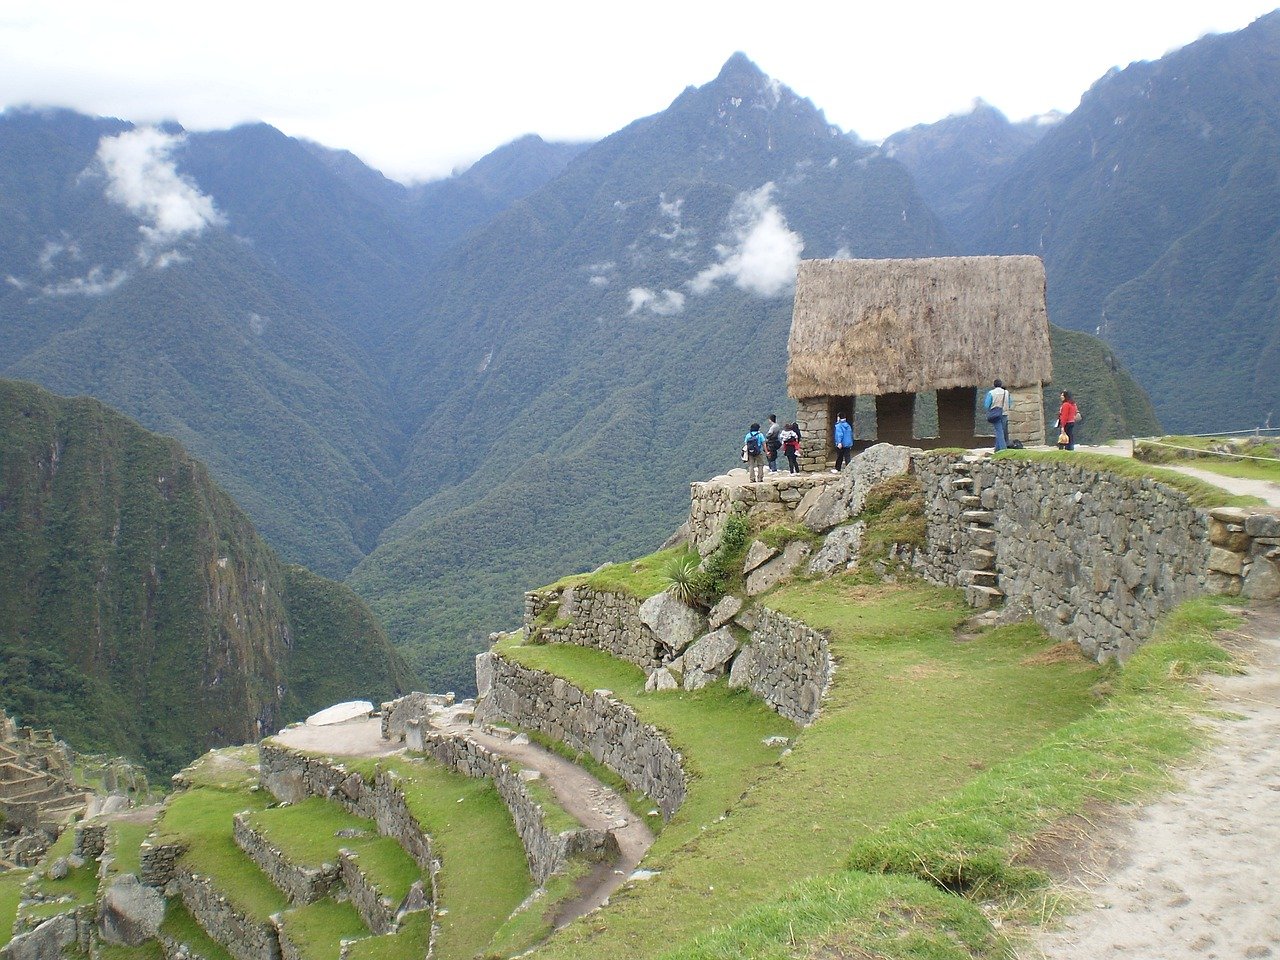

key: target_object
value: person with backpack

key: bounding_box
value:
[832,413,854,472]
[984,380,1012,452]
[1057,391,1080,450]
[780,422,801,474]
[765,415,783,473]
[744,422,767,482]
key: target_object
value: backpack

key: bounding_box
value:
[746,434,763,455]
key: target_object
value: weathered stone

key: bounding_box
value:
[475,651,495,700]
[808,522,865,575]
[746,542,813,596]
[727,643,756,689]
[3,913,79,960]
[638,593,707,656]
[682,628,739,675]
[1209,519,1252,551]
[682,668,716,691]
[1243,557,1280,601]
[743,540,779,574]
[733,605,761,632]
[47,857,68,880]
[1208,547,1244,576]
[1209,506,1250,523]
[707,595,743,630]
[644,668,678,692]
[397,880,430,919]
[99,874,165,945]
[1245,513,1280,538]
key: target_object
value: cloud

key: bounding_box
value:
[627,287,685,316]
[688,183,802,298]
[95,128,223,262]
[589,274,611,287]
[40,265,129,297]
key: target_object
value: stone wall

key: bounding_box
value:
[337,850,397,936]
[913,453,1280,659]
[730,609,833,725]
[523,586,656,670]
[688,473,838,554]
[139,841,186,887]
[475,652,687,819]
[794,398,832,472]
[73,823,107,860]
[1005,383,1046,447]
[257,744,435,874]
[416,730,617,885]
[177,868,280,960]
[233,814,338,904]
[380,692,454,742]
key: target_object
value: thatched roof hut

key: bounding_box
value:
[787,256,1052,399]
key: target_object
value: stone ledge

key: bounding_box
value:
[232,814,338,905]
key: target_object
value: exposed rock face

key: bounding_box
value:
[2,913,81,960]
[638,593,708,657]
[746,542,812,596]
[674,627,741,690]
[99,875,166,946]
[688,473,840,554]
[808,523,866,575]
[644,668,679,692]
[803,444,914,532]
[707,595,743,629]
[743,541,779,574]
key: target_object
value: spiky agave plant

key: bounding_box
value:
[663,553,702,607]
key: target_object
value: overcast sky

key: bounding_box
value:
[2,1,1277,183]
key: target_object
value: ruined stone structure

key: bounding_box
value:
[787,257,1052,467]
[0,711,87,836]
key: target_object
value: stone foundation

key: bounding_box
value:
[688,472,839,554]
[139,841,186,888]
[475,652,687,819]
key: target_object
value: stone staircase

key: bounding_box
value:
[949,459,1005,610]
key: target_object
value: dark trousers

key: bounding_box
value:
[1062,421,1076,450]
[785,450,799,473]
[834,446,852,471]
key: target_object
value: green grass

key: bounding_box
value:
[29,829,97,908]
[554,547,698,600]
[338,756,533,960]
[98,943,165,960]
[482,861,590,959]
[500,580,1101,960]
[0,870,30,948]
[344,911,432,960]
[278,901,369,960]
[1134,437,1280,483]
[160,902,233,960]
[175,746,260,790]
[846,597,1240,897]
[153,785,285,923]
[109,820,153,879]
[754,521,822,551]
[519,771,580,836]
[996,449,1264,507]
[244,799,420,903]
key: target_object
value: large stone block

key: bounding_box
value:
[1208,547,1244,576]
[808,522,865,576]
[99,875,165,946]
[638,593,707,656]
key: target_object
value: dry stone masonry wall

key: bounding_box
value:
[415,729,617,885]
[475,652,688,819]
[913,452,1280,659]
[524,586,657,670]
[688,473,838,554]
[176,869,279,960]
[729,609,833,724]
[337,851,396,936]
[232,814,337,904]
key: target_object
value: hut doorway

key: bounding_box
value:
[825,396,854,460]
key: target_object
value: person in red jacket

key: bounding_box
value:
[1057,391,1079,450]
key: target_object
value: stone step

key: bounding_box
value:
[961,510,996,525]
[966,526,997,546]
[965,585,1004,610]
[967,548,996,571]
[949,477,974,489]
[959,495,982,508]
[960,570,999,588]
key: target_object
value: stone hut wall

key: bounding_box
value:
[523,586,656,670]
[415,729,616,885]
[139,841,186,887]
[913,453,1280,659]
[732,610,833,725]
[475,652,687,819]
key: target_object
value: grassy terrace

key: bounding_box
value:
[499,580,1103,960]
[344,911,432,960]
[1134,435,1280,483]
[548,547,696,600]
[160,902,232,960]
[337,755,532,960]
[245,798,420,904]
[108,820,153,880]
[278,901,367,960]
[23,828,97,918]
[995,448,1264,507]
[0,869,29,948]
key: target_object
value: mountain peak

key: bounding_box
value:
[716,51,766,83]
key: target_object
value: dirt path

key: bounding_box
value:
[1077,441,1280,508]
[272,712,654,926]
[1028,604,1280,960]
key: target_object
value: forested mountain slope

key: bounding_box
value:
[0,379,408,773]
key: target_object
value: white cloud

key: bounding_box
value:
[627,286,685,316]
[833,246,853,260]
[152,250,188,269]
[38,238,82,271]
[589,274,611,287]
[40,265,129,297]
[688,182,803,298]
[95,127,223,263]
[6,275,28,290]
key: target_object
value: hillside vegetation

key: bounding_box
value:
[0,378,408,773]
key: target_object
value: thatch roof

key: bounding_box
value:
[787,256,1052,399]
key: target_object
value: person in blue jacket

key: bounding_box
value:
[832,413,854,472]
[744,422,768,482]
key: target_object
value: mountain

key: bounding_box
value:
[0,378,408,774]
[882,100,1054,239]
[966,11,1280,431]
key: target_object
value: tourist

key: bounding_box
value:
[833,413,854,471]
[781,422,800,474]
[744,422,768,483]
[1057,391,1079,450]
[765,414,782,473]
[984,380,1012,452]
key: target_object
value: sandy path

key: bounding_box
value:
[1029,604,1280,960]
[272,713,654,926]
[1075,441,1280,508]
